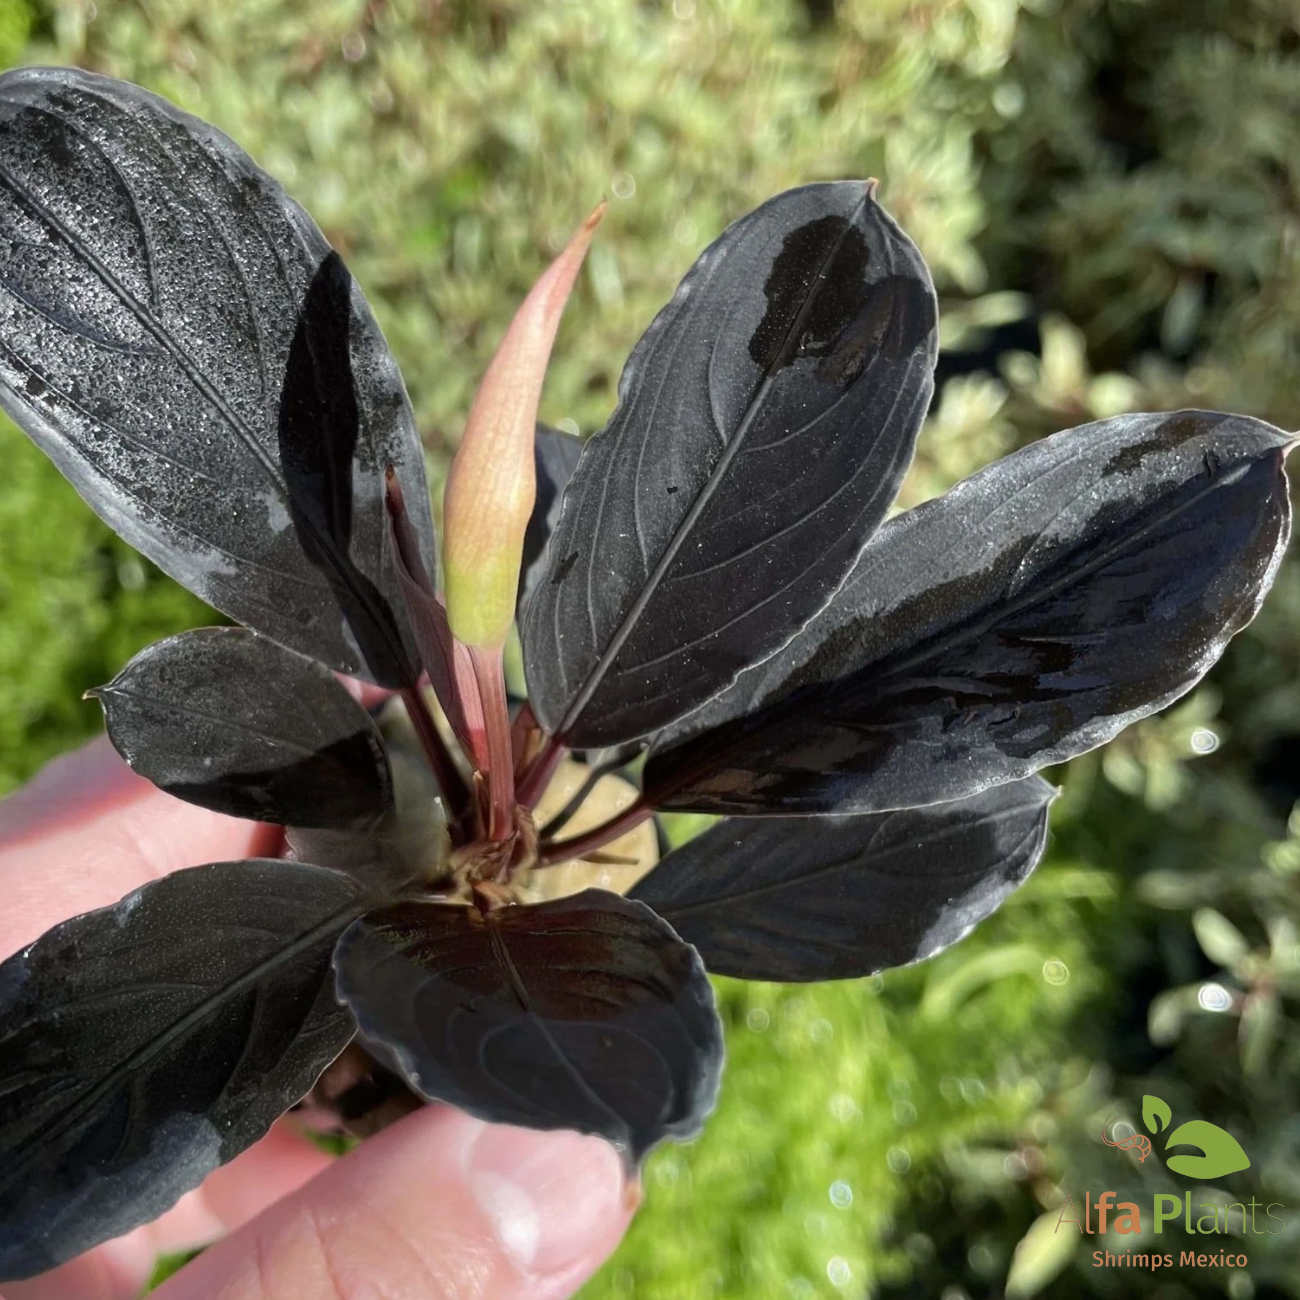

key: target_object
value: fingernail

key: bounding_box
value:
[463,1123,627,1276]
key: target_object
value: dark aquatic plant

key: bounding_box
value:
[0,66,1291,1281]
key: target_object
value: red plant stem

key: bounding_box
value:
[537,796,653,865]
[516,735,566,809]
[469,644,516,841]
[400,686,470,843]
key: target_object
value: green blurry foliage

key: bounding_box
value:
[4,0,1300,1296]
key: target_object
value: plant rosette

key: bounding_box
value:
[0,67,1291,1282]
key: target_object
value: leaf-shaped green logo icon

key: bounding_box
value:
[1163,1120,1251,1179]
[1142,1094,1172,1136]
[1133,1094,1250,1179]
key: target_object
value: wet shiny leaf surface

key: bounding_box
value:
[646,411,1292,813]
[631,778,1054,980]
[0,860,366,1281]
[522,182,937,747]
[0,68,433,684]
[94,627,393,828]
[333,890,723,1164]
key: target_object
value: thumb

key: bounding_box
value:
[153,1107,637,1300]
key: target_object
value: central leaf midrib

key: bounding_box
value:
[0,158,290,499]
[557,188,871,737]
[486,922,627,1134]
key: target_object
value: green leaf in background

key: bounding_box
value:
[1005,1209,1077,1300]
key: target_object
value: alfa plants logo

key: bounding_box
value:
[1055,1094,1283,1275]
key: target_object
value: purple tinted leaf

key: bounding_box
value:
[646,410,1292,813]
[518,422,584,616]
[630,778,1055,980]
[521,182,937,748]
[0,859,367,1281]
[92,627,392,829]
[0,68,433,685]
[333,890,723,1165]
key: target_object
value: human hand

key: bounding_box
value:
[0,738,636,1300]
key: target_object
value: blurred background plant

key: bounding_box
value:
[3,0,1300,1295]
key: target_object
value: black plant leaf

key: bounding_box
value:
[0,67,433,685]
[630,777,1055,980]
[333,890,724,1166]
[645,411,1293,813]
[521,181,937,748]
[0,859,368,1281]
[518,422,584,617]
[92,627,393,829]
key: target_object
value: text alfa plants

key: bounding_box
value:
[0,67,1291,1281]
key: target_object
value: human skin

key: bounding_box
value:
[0,738,636,1300]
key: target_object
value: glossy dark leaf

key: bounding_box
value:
[630,777,1055,980]
[92,627,392,828]
[645,410,1293,813]
[518,422,584,615]
[0,859,367,1281]
[521,181,937,747]
[333,890,723,1165]
[0,68,433,685]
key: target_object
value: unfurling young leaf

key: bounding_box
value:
[333,890,724,1166]
[0,860,369,1280]
[443,207,603,649]
[522,181,938,748]
[0,67,434,685]
[646,410,1292,814]
[93,627,393,829]
[630,777,1055,980]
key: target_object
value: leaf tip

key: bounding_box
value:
[583,199,609,234]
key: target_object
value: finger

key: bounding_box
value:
[0,735,278,958]
[154,1108,636,1300]
[148,1120,334,1254]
